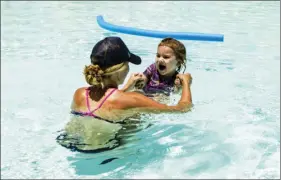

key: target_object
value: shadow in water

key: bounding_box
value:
[65,122,188,177]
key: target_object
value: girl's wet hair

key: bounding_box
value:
[158,37,187,73]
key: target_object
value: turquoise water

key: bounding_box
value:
[1,1,280,179]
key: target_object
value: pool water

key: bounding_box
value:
[1,1,280,179]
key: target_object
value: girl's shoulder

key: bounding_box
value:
[144,63,157,76]
[149,63,157,70]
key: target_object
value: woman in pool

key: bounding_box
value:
[57,36,192,152]
[122,37,187,97]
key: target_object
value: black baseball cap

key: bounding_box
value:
[90,37,141,68]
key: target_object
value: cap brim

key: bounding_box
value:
[128,53,142,65]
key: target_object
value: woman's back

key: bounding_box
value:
[57,87,148,152]
[71,87,140,123]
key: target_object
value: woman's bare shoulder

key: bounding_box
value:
[74,87,87,94]
[72,87,88,106]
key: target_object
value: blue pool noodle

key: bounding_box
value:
[96,15,224,42]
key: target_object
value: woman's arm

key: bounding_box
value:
[119,73,193,113]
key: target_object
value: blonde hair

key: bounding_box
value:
[83,62,127,87]
[158,37,187,73]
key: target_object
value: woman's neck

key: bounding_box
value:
[88,84,117,101]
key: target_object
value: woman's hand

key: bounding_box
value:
[121,73,144,92]
[173,77,182,93]
[173,73,192,92]
[174,77,181,88]
[134,73,147,89]
[176,73,193,108]
[176,73,192,85]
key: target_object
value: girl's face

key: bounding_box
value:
[155,45,179,76]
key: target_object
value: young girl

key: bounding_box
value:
[122,37,188,96]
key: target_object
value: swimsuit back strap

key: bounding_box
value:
[91,88,117,115]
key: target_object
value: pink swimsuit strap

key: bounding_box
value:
[85,88,117,117]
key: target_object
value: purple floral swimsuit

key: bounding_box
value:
[143,63,178,96]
